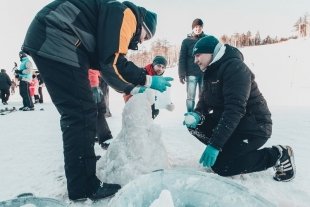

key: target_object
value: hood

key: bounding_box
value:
[123,1,145,50]
[208,44,244,70]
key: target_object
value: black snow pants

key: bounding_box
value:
[0,88,10,103]
[31,54,100,200]
[96,80,112,144]
[19,80,34,108]
[188,125,280,176]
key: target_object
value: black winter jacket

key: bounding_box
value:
[22,0,148,94]
[0,72,11,90]
[195,45,272,150]
[178,32,206,78]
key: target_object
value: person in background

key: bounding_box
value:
[22,0,172,201]
[124,55,175,119]
[101,80,112,118]
[178,18,206,112]
[10,79,17,95]
[88,69,113,150]
[0,69,11,105]
[183,35,296,182]
[15,51,34,111]
[36,71,44,103]
[30,74,39,104]
[12,62,19,86]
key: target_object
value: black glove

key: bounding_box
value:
[179,76,185,84]
[91,86,103,104]
[15,69,22,74]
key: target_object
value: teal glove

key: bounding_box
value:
[199,145,220,168]
[183,112,201,128]
[91,86,103,104]
[130,86,147,95]
[148,75,173,92]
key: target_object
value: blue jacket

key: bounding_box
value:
[18,57,32,82]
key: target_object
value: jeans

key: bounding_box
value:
[186,75,203,112]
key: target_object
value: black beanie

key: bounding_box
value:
[192,36,219,56]
[143,10,157,38]
[192,18,203,29]
[19,51,27,58]
[153,56,167,67]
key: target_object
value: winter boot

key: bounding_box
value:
[99,138,112,150]
[23,107,35,111]
[273,145,296,182]
[19,106,26,111]
[100,143,110,150]
[89,182,121,200]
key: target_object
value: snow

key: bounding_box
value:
[99,90,170,186]
[1,38,310,206]
[184,114,197,126]
[149,190,174,207]
[108,169,275,207]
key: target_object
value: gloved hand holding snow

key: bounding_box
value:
[165,103,175,111]
[183,112,201,128]
[130,86,147,95]
[145,75,173,92]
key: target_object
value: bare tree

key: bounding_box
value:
[254,31,261,46]
[294,14,310,37]
[127,39,179,68]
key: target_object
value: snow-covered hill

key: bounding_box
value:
[1,38,310,206]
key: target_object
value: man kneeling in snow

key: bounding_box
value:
[184,35,296,182]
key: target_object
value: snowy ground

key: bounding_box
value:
[1,38,310,206]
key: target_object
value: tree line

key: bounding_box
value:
[128,14,309,67]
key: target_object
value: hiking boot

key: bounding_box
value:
[273,145,296,182]
[89,182,121,200]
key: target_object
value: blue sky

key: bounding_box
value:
[0,0,309,70]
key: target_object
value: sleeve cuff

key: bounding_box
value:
[130,86,140,95]
[144,75,152,87]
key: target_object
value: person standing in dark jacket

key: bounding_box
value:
[0,69,11,105]
[102,80,112,118]
[178,18,206,112]
[36,72,44,103]
[88,69,113,150]
[21,0,173,201]
[184,35,296,182]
